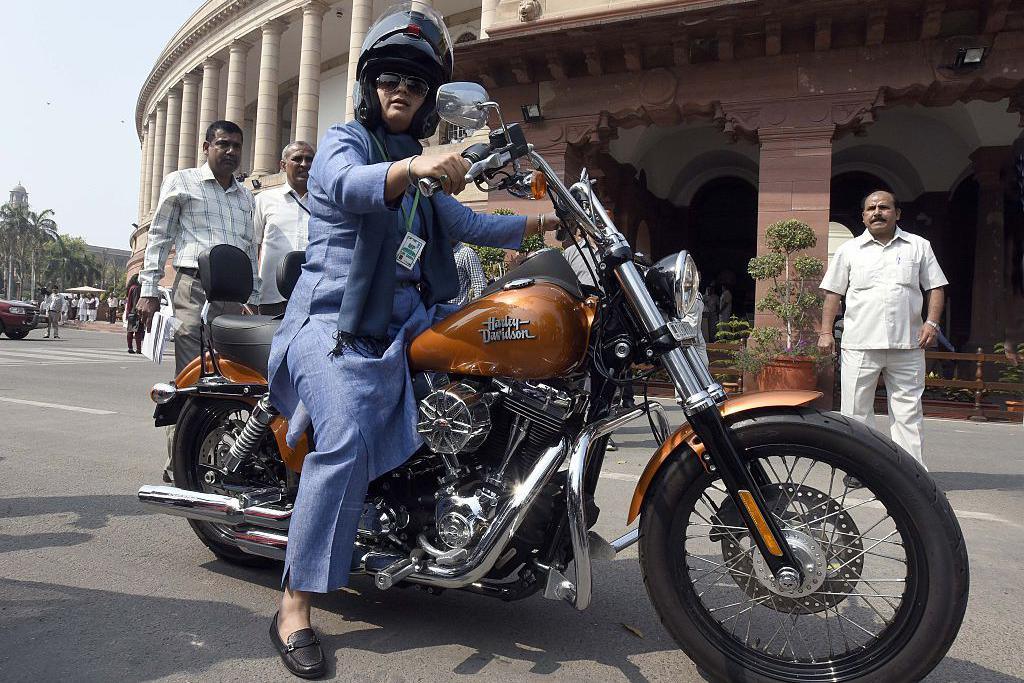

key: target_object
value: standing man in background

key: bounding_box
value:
[254,142,315,316]
[42,286,62,339]
[818,190,947,468]
[137,120,258,374]
[449,241,487,306]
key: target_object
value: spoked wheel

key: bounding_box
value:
[172,399,288,567]
[639,409,968,683]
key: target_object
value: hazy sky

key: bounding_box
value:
[0,2,204,249]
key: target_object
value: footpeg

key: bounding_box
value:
[374,550,424,590]
[543,566,577,604]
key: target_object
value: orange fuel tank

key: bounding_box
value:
[408,280,597,379]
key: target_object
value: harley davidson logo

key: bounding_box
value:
[480,316,537,343]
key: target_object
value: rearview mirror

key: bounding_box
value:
[435,82,490,131]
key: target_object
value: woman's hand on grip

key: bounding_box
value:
[409,153,471,195]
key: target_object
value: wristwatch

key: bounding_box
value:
[925,320,940,330]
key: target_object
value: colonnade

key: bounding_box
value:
[138,0,496,223]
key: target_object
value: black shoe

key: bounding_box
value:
[843,474,863,490]
[161,469,173,484]
[43,335,49,339]
[606,439,618,452]
[270,612,325,679]
[127,348,136,354]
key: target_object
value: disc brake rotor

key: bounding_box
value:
[717,483,864,614]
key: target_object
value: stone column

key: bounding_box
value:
[253,19,288,175]
[162,86,183,179]
[225,39,251,125]
[197,57,223,159]
[290,93,299,141]
[346,0,374,120]
[295,1,327,144]
[178,72,202,169]
[968,146,1011,345]
[480,0,499,38]
[137,125,151,222]
[150,100,168,210]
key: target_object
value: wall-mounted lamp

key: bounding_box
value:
[953,46,987,69]
[521,103,543,123]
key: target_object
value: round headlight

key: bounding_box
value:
[648,250,701,318]
[8,306,25,315]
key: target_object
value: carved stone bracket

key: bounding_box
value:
[715,91,884,140]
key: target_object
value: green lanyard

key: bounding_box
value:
[370,133,420,234]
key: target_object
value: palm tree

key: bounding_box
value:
[42,235,101,288]
[0,202,31,299]
[17,209,59,298]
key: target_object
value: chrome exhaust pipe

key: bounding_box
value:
[138,485,291,530]
[395,437,568,590]
[232,528,287,561]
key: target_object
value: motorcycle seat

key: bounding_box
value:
[210,314,280,375]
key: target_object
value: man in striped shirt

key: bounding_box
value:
[448,241,487,307]
[138,120,258,374]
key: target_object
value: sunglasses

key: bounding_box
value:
[375,72,430,99]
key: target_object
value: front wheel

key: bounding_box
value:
[3,327,29,339]
[639,408,968,683]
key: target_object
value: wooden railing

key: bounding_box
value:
[921,348,1024,422]
[637,343,1024,422]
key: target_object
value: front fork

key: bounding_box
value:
[683,389,804,588]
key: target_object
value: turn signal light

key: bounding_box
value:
[738,489,783,556]
[530,171,547,200]
[150,382,177,404]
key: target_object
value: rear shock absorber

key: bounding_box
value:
[223,395,278,473]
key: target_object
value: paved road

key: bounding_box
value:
[1,329,1022,682]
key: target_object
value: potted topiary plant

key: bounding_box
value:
[714,316,751,395]
[735,219,827,391]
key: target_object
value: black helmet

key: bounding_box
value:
[354,3,454,139]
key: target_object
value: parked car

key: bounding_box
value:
[0,299,40,339]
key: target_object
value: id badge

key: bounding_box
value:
[396,232,426,270]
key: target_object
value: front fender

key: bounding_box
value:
[626,390,821,524]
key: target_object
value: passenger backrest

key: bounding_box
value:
[198,244,252,303]
[276,251,305,301]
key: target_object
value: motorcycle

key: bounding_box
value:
[138,82,968,682]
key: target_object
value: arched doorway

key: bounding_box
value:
[689,176,757,320]
[830,171,893,235]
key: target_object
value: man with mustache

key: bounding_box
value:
[138,120,258,483]
[818,190,947,471]
[255,141,315,316]
[138,120,258,374]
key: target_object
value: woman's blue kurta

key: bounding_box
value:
[267,121,525,593]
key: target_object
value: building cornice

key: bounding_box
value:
[135,0,321,140]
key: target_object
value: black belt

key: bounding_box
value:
[177,267,199,277]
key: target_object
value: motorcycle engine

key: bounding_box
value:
[416,378,582,557]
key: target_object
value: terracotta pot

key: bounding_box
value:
[757,356,817,392]
[1007,400,1024,414]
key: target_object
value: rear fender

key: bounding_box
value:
[626,390,821,524]
[168,354,310,473]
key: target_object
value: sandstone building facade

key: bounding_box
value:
[131,0,1024,348]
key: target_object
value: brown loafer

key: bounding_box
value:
[270,612,326,679]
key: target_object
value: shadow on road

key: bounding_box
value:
[0,577,271,682]
[0,532,93,554]
[0,494,152,530]
[311,557,686,682]
[930,472,1024,493]
[928,658,1024,682]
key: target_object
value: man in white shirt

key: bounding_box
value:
[42,287,62,339]
[818,190,948,465]
[138,120,258,373]
[255,141,315,316]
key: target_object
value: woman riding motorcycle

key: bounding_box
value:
[265,5,558,677]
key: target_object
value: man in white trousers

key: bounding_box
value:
[818,190,947,468]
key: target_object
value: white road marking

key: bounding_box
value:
[0,397,116,415]
[599,472,1023,528]
[0,345,168,366]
